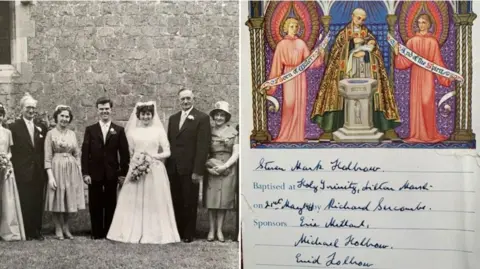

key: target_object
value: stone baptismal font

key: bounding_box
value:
[333,78,384,142]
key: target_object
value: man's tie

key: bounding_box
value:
[27,121,34,146]
[179,112,187,130]
[102,124,108,143]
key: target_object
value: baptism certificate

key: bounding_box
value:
[241,150,478,269]
[240,1,480,268]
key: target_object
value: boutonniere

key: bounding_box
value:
[110,128,116,135]
[35,126,43,138]
[187,115,194,120]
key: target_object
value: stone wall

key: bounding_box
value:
[11,0,239,134]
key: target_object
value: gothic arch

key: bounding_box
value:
[262,1,457,17]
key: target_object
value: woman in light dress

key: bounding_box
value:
[44,105,85,240]
[0,104,26,241]
[107,101,180,244]
[204,101,239,242]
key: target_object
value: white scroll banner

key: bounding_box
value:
[262,33,331,113]
[387,33,463,115]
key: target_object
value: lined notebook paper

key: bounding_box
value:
[241,150,479,269]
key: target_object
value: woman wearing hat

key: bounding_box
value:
[204,101,239,242]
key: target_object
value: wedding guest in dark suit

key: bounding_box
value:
[167,88,211,243]
[81,97,130,239]
[10,93,48,240]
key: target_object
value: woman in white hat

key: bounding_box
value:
[204,101,239,242]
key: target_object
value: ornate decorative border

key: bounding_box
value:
[251,141,476,149]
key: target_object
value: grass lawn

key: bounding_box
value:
[0,207,239,269]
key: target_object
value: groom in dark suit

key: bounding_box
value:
[167,88,211,243]
[81,97,130,239]
[10,93,48,240]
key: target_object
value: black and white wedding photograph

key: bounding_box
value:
[0,1,239,268]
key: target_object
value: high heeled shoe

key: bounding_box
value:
[54,230,64,240]
[54,234,64,240]
[64,234,74,240]
[207,232,215,242]
[217,231,225,242]
[63,230,74,240]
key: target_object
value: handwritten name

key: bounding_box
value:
[331,159,381,172]
[326,252,373,267]
[255,158,285,171]
[296,253,322,265]
[299,216,368,229]
[373,197,427,212]
[294,233,339,248]
[299,216,320,227]
[324,198,371,211]
[325,217,367,229]
[291,160,323,171]
[324,198,428,212]
[255,158,383,173]
[344,235,390,249]
[293,232,389,250]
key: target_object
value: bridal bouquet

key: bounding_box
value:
[0,153,12,179]
[130,152,153,182]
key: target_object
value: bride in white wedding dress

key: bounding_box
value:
[107,101,180,244]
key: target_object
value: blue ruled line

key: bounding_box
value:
[253,170,474,174]
[262,208,476,214]
[285,226,475,233]
[254,244,472,254]
[255,264,389,269]
[293,189,475,193]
